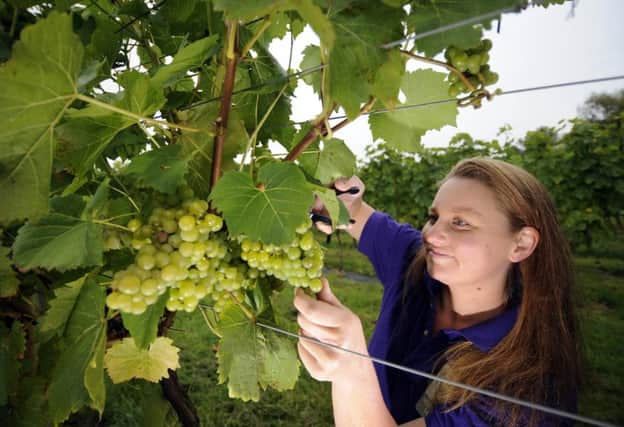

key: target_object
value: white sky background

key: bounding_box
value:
[268,0,624,160]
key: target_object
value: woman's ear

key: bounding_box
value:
[509,226,540,263]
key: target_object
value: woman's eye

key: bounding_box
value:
[427,214,438,223]
[453,218,469,227]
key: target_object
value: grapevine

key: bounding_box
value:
[0,1,565,425]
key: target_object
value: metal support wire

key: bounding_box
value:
[314,75,624,123]
[255,321,618,427]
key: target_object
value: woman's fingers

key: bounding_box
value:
[297,312,338,343]
[293,289,345,327]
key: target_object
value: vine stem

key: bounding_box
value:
[240,15,272,59]
[239,83,289,172]
[284,98,377,161]
[228,292,255,321]
[91,219,132,232]
[9,4,17,39]
[75,94,201,133]
[399,49,476,92]
[210,20,239,191]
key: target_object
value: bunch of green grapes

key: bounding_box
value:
[444,39,499,97]
[239,222,324,293]
[105,192,232,315]
[105,190,325,316]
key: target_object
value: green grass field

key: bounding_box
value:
[101,235,624,426]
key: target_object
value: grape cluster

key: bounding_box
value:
[240,222,324,293]
[444,39,498,97]
[105,189,324,316]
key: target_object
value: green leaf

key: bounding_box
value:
[13,213,104,271]
[369,70,458,152]
[288,0,335,51]
[55,106,135,180]
[0,246,18,298]
[209,162,313,244]
[48,274,107,424]
[37,276,86,342]
[308,184,340,228]
[300,45,321,94]
[0,321,25,405]
[153,35,220,87]
[6,376,48,427]
[0,12,83,224]
[117,71,167,117]
[213,0,285,21]
[314,138,356,185]
[407,0,521,56]
[371,50,405,109]
[122,145,189,194]
[177,104,240,197]
[328,5,404,119]
[83,177,110,219]
[104,337,181,383]
[217,304,299,401]
[122,291,168,349]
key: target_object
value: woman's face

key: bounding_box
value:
[422,177,518,290]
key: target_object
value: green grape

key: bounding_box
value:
[481,38,492,51]
[479,52,490,66]
[127,218,142,232]
[447,72,459,84]
[286,246,301,260]
[155,252,170,268]
[181,228,199,242]
[467,55,481,75]
[162,218,178,233]
[299,231,314,250]
[117,275,141,295]
[161,264,179,282]
[140,278,159,296]
[451,51,468,71]
[137,253,155,270]
[144,294,159,305]
[178,215,196,231]
[445,46,459,62]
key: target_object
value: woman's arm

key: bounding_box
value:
[295,278,426,427]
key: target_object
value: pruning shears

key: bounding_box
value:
[309,186,360,228]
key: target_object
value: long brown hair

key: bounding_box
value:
[406,158,582,426]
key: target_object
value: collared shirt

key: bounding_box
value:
[359,212,520,426]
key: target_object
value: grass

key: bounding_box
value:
[101,237,624,426]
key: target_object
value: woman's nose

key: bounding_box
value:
[423,220,447,245]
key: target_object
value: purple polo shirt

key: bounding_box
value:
[359,212,520,426]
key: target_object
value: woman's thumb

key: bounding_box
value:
[316,277,341,307]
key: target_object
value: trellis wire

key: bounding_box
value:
[314,75,624,123]
[255,321,618,427]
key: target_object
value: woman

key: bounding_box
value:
[295,158,581,426]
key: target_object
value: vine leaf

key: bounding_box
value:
[209,162,313,244]
[0,246,19,298]
[152,35,220,88]
[213,0,334,50]
[369,70,458,152]
[121,291,169,349]
[0,12,83,224]
[117,70,167,117]
[12,213,104,272]
[328,4,404,119]
[217,304,299,401]
[305,138,356,185]
[0,321,25,406]
[37,276,86,343]
[104,337,181,383]
[407,0,520,56]
[55,107,134,182]
[48,274,107,423]
[122,145,190,194]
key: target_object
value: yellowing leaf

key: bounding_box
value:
[104,337,180,383]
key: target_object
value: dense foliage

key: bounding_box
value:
[0,1,569,425]
[359,91,624,248]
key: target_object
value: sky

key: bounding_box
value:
[268,0,624,159]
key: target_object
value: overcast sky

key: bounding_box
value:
[269,0,624,159]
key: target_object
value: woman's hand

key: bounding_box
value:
[294,277,369,383]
